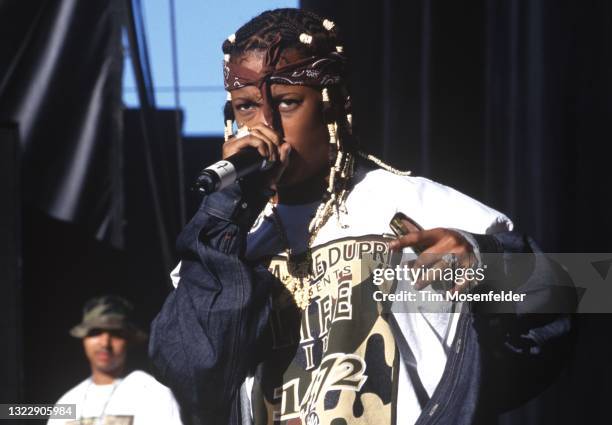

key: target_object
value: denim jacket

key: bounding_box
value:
[149,183,575,425]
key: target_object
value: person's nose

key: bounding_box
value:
[244,100,272,128]
[260,101,273,127]
[99,331,112,349]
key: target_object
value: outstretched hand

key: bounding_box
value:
[389,228,478,293]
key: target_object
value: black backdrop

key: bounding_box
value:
[301,1,612,424]
[301,0,612,253]
[1,0,611,423]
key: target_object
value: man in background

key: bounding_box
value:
[48,295,182,425]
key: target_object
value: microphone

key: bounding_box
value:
[194,148,275,194]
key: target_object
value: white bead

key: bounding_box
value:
[224,54,230,62]
[224,119,233,141]
[323,19,335,31]
[227,33,236,43]
[226,92,232,101]
[299,33,313,45]
[327,123,336,144]
[321,88,330,102]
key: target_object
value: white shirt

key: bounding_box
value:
[171,164,512,424]
[245,167,512,424]
[47,370,182,425]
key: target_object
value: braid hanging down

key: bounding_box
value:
[221,10,411,305]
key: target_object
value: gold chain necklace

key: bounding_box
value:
[269,205,316,309]
[268,152,355,309]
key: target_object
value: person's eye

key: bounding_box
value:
[87,329,103,337]
[235,102,257,112]
[278,98,302,111]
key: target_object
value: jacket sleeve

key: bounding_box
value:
[469,231,577,413]
[148,183,275,425]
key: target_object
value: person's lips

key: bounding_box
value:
[95,351,112,361]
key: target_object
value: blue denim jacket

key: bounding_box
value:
[149,183,575,425]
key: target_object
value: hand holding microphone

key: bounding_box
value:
[195,124,291,194]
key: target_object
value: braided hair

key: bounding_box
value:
[221,9,410,262]
[223,9,340,59]
[222,8,352,150]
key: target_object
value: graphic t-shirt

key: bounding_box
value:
[242,165,512,425]
[47,370,182,425]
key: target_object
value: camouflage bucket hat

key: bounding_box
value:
[70,295,147,342]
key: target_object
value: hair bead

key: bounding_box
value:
[224,53,230,62]
[328,168,336,192]
[322,19,335,31]
[299,33,313,45]
[327,122,338,145]
[217,10,413,311]
[224,119,233,142]
[321,88,330,103]
[334,149,343,168]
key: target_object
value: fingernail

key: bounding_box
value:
[388,241,398,251]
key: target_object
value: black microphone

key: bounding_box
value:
[194,148,275,194]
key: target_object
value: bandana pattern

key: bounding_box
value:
[223,52,346,91]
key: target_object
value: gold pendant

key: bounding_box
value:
[285,250,313,310]
[286,250,313,278]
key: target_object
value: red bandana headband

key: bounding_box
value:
[223,52,346,91]
[221,31,348,140]
[222,33,346,91]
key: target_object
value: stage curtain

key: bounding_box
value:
[0,0,124,247]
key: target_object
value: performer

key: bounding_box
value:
[150,8,573,425]
[48,295,183,425]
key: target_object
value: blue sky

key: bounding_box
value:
[123,0,298,136]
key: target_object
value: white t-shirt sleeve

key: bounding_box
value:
[45,381,86,425]
[125,371,182,425]
[395,174,513,234]
[135,379,182,425]
[46,394,69,425]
